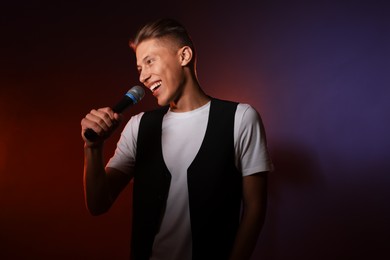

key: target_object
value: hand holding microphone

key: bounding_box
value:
[81,86,145,143]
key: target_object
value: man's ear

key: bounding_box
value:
[179,46,193,66]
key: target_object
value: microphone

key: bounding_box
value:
[84,85,145,141]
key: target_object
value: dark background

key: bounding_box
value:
[1,0,389,259]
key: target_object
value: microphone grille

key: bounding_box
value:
[127,85,145,103]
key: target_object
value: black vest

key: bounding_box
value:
[132,98,242,260]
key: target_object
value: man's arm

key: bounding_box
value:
[83,145,132,216]
[81,107,132,215]
[229,172,268,260]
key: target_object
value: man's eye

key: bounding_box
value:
[147,59,153,65]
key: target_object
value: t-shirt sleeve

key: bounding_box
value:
[105,112,144,175]
[235,104,274,176]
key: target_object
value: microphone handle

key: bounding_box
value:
[84,128,99,142]
[112,95,134,113]
[84,95,135,142]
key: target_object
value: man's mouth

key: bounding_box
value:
[150,81,162,93]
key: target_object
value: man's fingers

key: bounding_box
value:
[88,109,116,129]
[80,107,121,143]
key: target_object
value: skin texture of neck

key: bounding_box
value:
[169,74,211,112]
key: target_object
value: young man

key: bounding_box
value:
[81,18,273,260]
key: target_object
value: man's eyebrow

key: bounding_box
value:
[142,55,151,63]
[137,55,151,68]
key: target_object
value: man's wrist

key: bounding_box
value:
[84,141,104,150]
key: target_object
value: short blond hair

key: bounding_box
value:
[130,18,196,59]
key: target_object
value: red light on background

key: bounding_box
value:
[0,142,5,173]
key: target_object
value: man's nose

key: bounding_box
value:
[139,69,150,84]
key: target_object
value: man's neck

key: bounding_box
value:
[169,82,211,113]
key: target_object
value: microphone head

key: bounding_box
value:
[112,85,145,113]
[127,85,145,104]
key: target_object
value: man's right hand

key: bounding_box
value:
[80,107,122,147]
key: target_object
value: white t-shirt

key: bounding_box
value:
[106,101,273,260]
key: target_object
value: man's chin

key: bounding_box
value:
[156,98,169,107]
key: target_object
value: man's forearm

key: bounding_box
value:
[229,206,266,260]
[83,145,112,215]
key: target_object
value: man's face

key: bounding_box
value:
[136,38,184,107]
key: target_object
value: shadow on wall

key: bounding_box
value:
[254,141,327,260]
[253,141,389,260]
